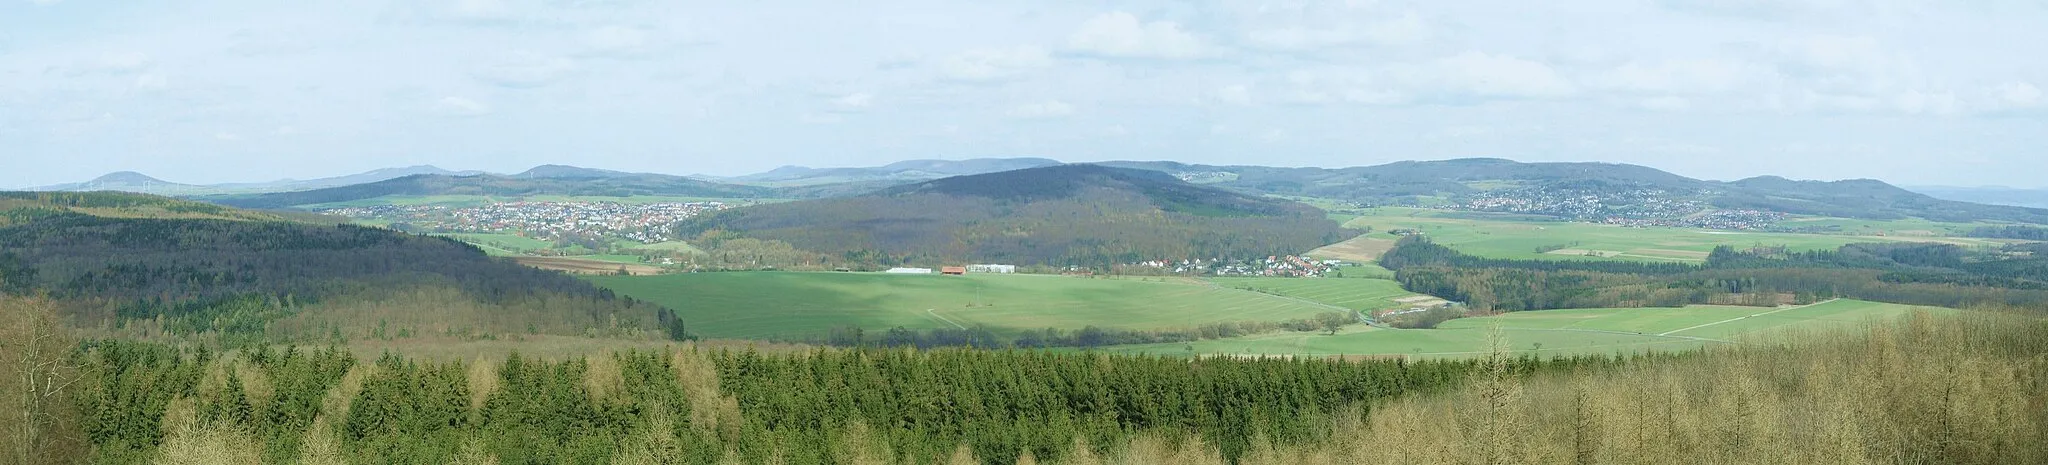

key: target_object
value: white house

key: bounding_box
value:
[885,267,933,274]
[967,264,1016,274]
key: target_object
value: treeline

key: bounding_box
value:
[0,211,688,344]
[1382,236,2048,312]
[43,337,1658,465]
[1969,224,2048,240]
[803,314,1356,350]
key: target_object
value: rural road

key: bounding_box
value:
[926,309,968,330]
[1656,298,1839,337]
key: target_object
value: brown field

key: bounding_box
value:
[1308,234,1399,262]
[514,256,664,275]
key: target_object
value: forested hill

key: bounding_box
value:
[0,191,685,345]
[198,172,777,209]
[1096,158,2048,224]
[676,164,1351,267]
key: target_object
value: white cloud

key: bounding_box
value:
[72,52,153,76]
[830,92,873,111]
[1637,96,1692,111]
[471,52,577,88]
[1067,12,1205,59]
[132,72,168,91]
[1007,100,1075,119]
[1996,82,2043,108]
[433,96,492,117]
[1214,85,1253,105]
[1595,58,1776,95]
[580,25,651,56]
[1400,51,1576,100]
[449,0,513,20]
[1244,11,1431,51]
[936,46,1052,82]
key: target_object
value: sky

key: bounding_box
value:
[3,0,2046,189]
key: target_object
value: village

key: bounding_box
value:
[322,200,732,243]
[1451,187,1786,230]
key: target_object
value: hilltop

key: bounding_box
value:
[714,157,1062,185]
[200,170,777,209]
[676,164,1350,266]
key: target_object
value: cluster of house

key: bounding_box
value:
[1124,256,1343,277]
[1452,187,1785,229]
[323,201,730,243]
[884,264,1017,275]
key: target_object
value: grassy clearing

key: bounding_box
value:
[1108,299,1945,358]
[1209,277,1416,311]
[1340,207,2010,262]
[624,240,702,254]
[586,272,1343,339]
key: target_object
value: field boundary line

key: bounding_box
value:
[1437,326,1729,343]
[925,309,968,330]
[1657,298,1838,336]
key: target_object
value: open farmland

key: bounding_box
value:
[1209,276,1417,311]
[1342,207,2012,262]
[1108,299,1947,358]
[587,272,1343,339]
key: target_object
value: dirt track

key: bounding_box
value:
[513,257,665,276]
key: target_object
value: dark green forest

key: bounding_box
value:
[676,165,1351,268]
[1381,236,2048,312]
[49,338,1662,465]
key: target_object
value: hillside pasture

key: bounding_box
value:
[1209,277,1417,311]
[586,272,1343,339]
[1109,299,1945,358]
[1341,207,2011,262]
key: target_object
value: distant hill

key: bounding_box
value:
[1094,158,2048,224]
[1908,186,2048,209]
[200,170,777,209]
[719,157,1064,185]
[0,191,684,342]
[28,171,217,196]
[215,165,488,191]
[31,165,489,195]
[677,164,1351,266]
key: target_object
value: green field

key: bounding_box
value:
[1208,277,1417,311]
[587,272,1349,339]
[625,240,703,254]
[1108,299,1950,358]
[1342,207,2009,262]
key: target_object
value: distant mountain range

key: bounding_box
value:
[28,157,2048,225]
[27,165,486,195]
[1906,186,2048,209]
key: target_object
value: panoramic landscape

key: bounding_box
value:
[7,1,2048,464]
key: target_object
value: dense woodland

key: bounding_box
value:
[1382,236,2048,312]
[677,166,1350,268]
[0,199,687,345]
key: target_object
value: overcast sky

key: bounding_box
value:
[3,0,2046,188]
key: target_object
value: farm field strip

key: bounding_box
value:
[1109,299,1946,358]
[1340,207,2013,263]
[587,272,1358,339]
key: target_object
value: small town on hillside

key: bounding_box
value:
[322,201,732,243]
[1451,187,1787,229]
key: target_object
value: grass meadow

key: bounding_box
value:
[1340,207,2010,262]
[586,272,1353,339]
[1108,299,1946,358]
